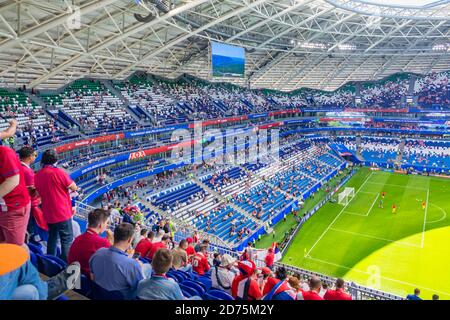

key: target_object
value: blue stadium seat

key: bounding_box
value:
[73,274,93,298]
[208,289,234,300]
[182,280,205,296]
[27,242,44,255]
[202,292,222,300]
[36,254,64,277]
[91,282,124,300]
[179,283,200,297]
[197,277,212,291]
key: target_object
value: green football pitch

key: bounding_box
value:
[283,167,450,300]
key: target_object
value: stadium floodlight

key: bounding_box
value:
[338,187,355,206]
[432,44,450,51]
[337,43,357,51]
[298,42,327,50]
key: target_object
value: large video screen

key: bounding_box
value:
[211,41,245,78]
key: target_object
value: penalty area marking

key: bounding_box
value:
[305,171,374,258]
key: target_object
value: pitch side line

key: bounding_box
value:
[421,188,429,248]
[305,171,374,257]
[329,227,422,248]
[304,255,450,297]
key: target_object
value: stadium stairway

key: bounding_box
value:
[100,79,146,124]
[191,177,265,228]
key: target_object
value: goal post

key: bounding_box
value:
[338,187,355,206]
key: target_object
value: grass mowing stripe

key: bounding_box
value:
[329,227,421,248]
[305,171,374,257]
[305,255,450,297]
[365,181,428,191]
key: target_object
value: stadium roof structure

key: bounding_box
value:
[0,0,449,91]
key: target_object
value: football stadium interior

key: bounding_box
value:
[0,0,449,302]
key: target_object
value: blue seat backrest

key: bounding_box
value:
[91,282,124,300]
[179,283,200,298]
[74,274,93,298]
[208,289,234,301]
[36,254,64,277]
[197,277,212,291]
[202,292,221,300]
[27,243,43,255]
[182,280,205,296]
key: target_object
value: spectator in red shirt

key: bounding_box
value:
[231,260,262,300]
[262,266,287,296]
[0,145,31,245]
[302,277,324,300]
[135,230,154,259]
[185,237,195,257]
[192,244,210,275]
[68,208,112,276]
[35,149,78,261]
[324,278,352,300]
[18,147,48,235]
[146,234,170,260]
[265,247,275,269]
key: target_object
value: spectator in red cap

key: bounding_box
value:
[324,278,352,300]
[0,145,31,245]
[185,237,195,258]
[231,260,262,300]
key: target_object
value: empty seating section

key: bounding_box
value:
[151,182,207,212]
[41,79,136,133]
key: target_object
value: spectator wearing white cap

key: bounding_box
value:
[211,254,238,294]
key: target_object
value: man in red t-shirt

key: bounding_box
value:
[265,248,274,269]
[135,230,154,258]
[35,149,78,261]
[231,260,262,300]
[18,147,48,233]
[185,237,195,257]
[302,277,324,300]
[68,208,112,276]
[0,145,31,245]
[324,278,352,300]
[146,234,170,260]
[192,244,210,275]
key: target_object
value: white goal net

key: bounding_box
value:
[338,187,355,206]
